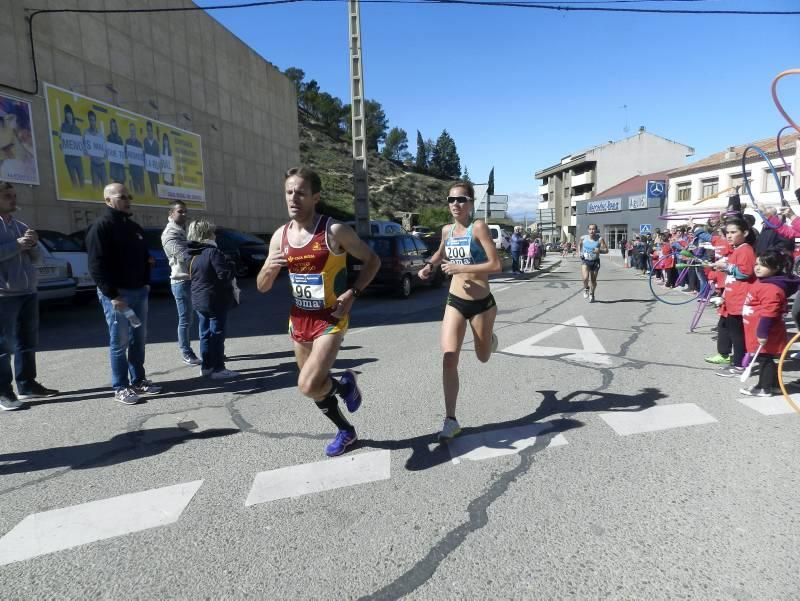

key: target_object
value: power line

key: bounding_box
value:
[3,0,798,97]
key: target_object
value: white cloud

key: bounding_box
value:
[505,192,541,219]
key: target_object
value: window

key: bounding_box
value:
[763,168,791,193]
[676,182,692,202]
[367,238,392,257]
[401,236,417,256]
[563,207,570,217]
[730,172,751,193]
[701,178,718,199]
[413,237,430,255]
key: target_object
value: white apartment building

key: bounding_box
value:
[535,127,694,241]
[665,133,799,218]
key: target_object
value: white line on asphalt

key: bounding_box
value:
[348,325,379,336]
[0,480,203,566]
[599,403,717,436]
[494,286,511,292]
[737,395,800,416]
[448,423,568,463]
[245,450,391,506]
[502,315,612,366]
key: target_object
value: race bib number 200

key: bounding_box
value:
[445,237,473,265]
[290,273,325,310]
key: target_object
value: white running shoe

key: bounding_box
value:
[210,369,240,380]
[0,393,23,411]
[491,333,498,354]
[589,293,595,303]
[583,288,590,299]
[438,417,461,441]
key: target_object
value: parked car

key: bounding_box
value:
[69,228,170,287]
[345,220,407,236]
[348,234,444,298]
[38,230,94,297]
[36,242,76,302]
[215,228,267,277]
[487,224,511,250]
[411,226,432,236]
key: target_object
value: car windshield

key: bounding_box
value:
[39,231,83,252]
[368,238,393,257]
[220,229,263,244]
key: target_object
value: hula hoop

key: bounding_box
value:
[776,331,800,414]
[776,125,795,177]
[648,254,702,305]
[771,69,800,135]
[741,145,787,229]
[659,212,720,221]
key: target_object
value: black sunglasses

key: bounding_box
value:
[447,196,472,205]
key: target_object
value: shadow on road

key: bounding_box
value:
[0,428,239,475]
[359,387,665,472]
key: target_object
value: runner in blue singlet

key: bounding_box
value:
[579,223,608,302]
[418,181,502,441]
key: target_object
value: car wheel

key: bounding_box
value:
[398,274,412,298]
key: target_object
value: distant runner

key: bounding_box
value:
[579,223,608,302]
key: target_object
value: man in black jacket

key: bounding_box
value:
[86,182,162,405]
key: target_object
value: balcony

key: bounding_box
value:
[571,192,591,203]
[538,183,550,196]
[571,171,594,187]
[570,215,577,227]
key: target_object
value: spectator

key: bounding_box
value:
[161,200,201,366]
[86,182,162,405]
[510,226,524,274]
[0,182,58,410]
[187,220,239,380]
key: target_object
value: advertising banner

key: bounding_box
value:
[628,195,647,210]
[0,93,39,185]
[587,198,621,214]
[44,83,205,207]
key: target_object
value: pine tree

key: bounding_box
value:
[462,167,471,183]
[382,127,409,162]
[487,167,495,196]
[415,130,427,171]
[430,130,461,178]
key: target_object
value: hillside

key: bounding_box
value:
[298,114,457,226]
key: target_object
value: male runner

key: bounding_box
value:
[257,167,380,457]
[579,223,608,302]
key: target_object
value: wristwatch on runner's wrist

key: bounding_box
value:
[350,287,362,298]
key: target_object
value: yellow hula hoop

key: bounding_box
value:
[777,331,800,414]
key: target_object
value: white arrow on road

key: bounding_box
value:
[501,315,612,365]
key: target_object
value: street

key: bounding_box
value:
[1,256,799,600]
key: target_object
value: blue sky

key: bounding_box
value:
[198,0,800,218]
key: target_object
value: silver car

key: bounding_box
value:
[36,242,76,302]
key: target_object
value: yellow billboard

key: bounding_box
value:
[44,83,205,208]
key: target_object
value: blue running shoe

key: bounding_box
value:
[325,428,358,457]
[339,370,362,413]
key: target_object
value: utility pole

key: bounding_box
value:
[348,0,370,237]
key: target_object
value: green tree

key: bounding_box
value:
[417,205,452,228]
[381,127,409,162]
[487,167,495,195]
[415,130,427,171]
[462,166,471,183]
[424,138,435,167]
[315,92,347,135]
[364,99,388,152]
[283,67,305,99]
[430,130,461,178]
[300,79,320,114]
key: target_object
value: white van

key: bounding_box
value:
[487,224,511,250]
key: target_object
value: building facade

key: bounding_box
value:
[665,134,799,219]
[534,128,694,242]
[575,172,669,253]
[0,0,299,234]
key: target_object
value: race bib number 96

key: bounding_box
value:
[445,237,473,265]
[290,273,325,310]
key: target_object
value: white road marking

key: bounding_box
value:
[502,315,612,365]
[245,450,391,506]
[448,423,568,463]
[494,286,511,292]
[599,403,717,436]
[737,395,800,416]
[348,325,379,336]
[0,480,203,566]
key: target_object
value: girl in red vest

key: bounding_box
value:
[740,250,799,396]
[706,217,756,374]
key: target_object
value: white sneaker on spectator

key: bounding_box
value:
[0,392,24,411]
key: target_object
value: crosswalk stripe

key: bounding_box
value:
[737,396,799,416]
[0,480,203,566]
[448,423,568,462]
[599,403,717,436]
[245,450,391,506]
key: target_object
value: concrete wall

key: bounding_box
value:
[590,131,693,194]
[0,0,299,234]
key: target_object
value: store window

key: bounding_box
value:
[604,224,627,250]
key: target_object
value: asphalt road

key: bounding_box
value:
[2,257,799,600]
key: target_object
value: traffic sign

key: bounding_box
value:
[646,180,666,199]
[640,224,652,235]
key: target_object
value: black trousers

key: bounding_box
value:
[665,267,677,288]
[717,315,745,367]
[756,355,778,390]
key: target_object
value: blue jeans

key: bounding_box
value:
[0,293,38,395]
[171,281,195,356]
[511,252,521,272]
[197,310,227,372]
[98,287,149,390]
